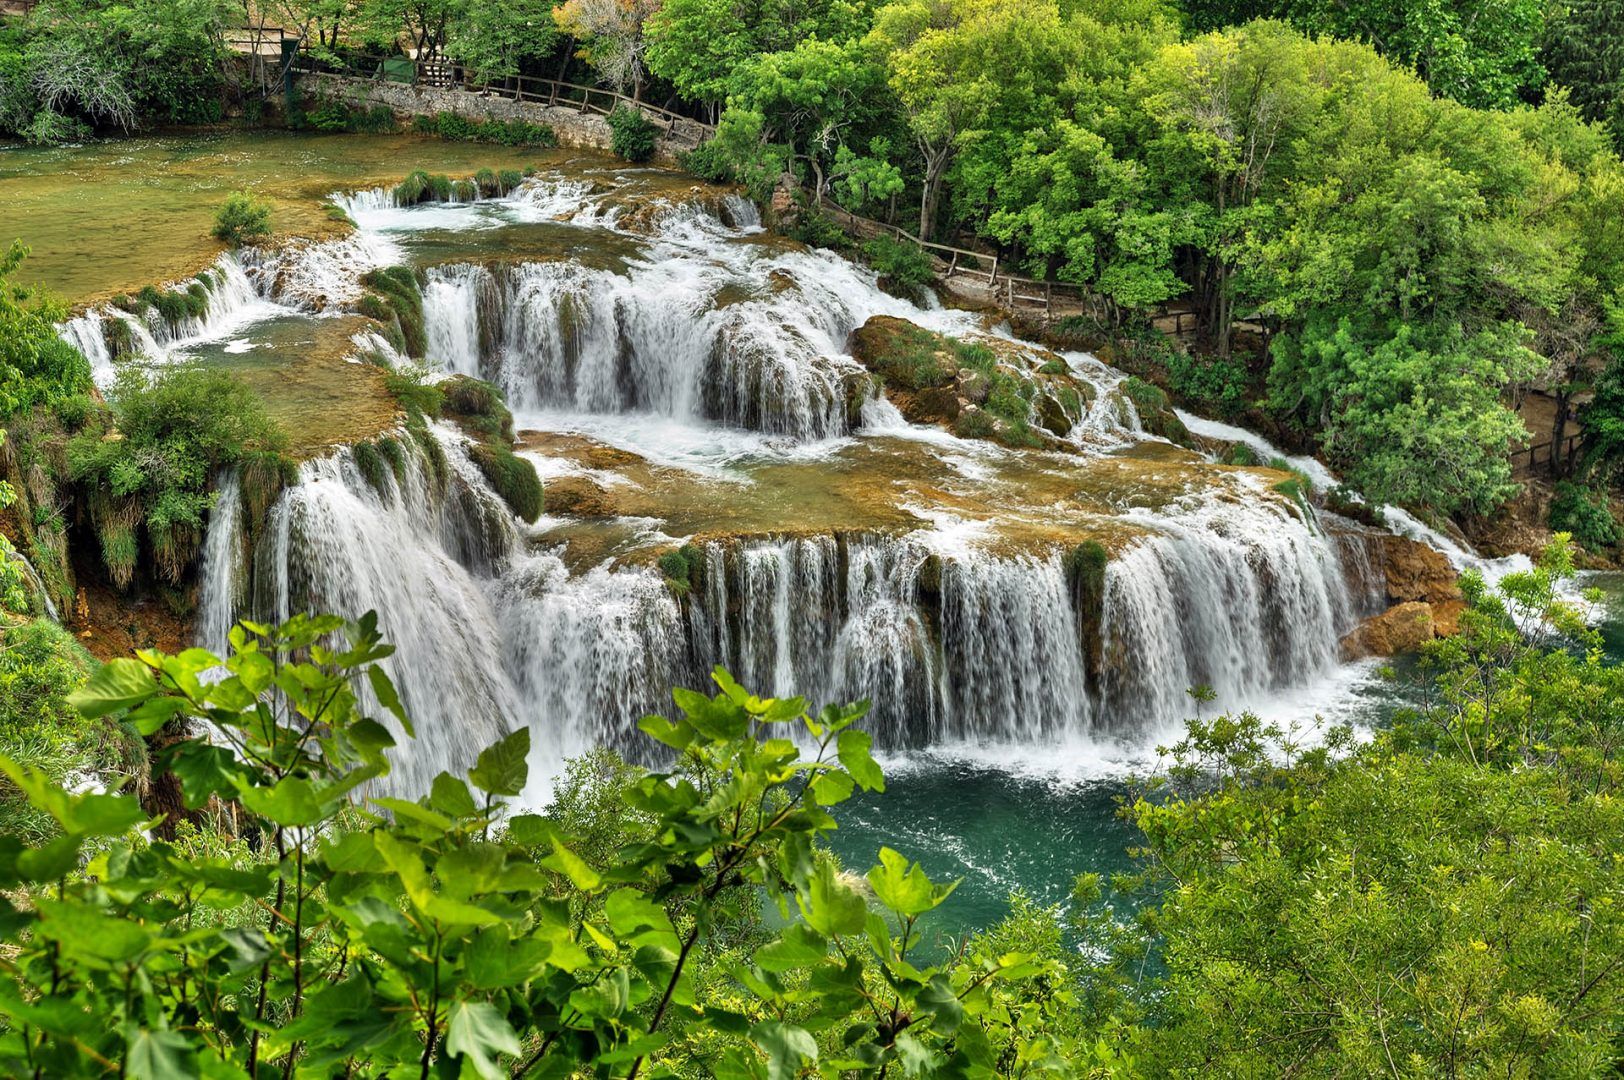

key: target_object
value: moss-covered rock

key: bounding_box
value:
[470,442,543,523]
[357,267,425,359]
[848,315,1103,450]
[1120,375,1194,447]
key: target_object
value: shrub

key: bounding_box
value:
[382,363,444,418]
[788,207,850,249]
[657,543,700,591]
[1549,480,1619,551]
[679,138,736,183]
[0,242,92,418]
[862,234,935,292]
[1164,347,1252,418]
[212,191,271,247]
[606,103,658,162]
[0,616,1083,1076]
[1219,442,1259,466]
[67,365,287,585]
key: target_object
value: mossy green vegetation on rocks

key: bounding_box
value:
[657,543,701,593]
[849,315,1098,450]
[469,442,543,522]
[1120,375,1193,447]
[417,373,543,523]
[67,365,290,588]
[357,266,426,358]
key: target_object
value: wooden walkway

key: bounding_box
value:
[292,52,714,140]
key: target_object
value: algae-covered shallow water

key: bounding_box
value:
[1,131,573,303]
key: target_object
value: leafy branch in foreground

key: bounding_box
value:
[0,613,1094,1077]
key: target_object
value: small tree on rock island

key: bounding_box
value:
[212,190,272,247]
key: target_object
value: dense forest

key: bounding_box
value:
[3,0,1624,1074]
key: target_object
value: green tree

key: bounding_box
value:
[0,242,91,420]
[0,617,1101,1076]
[1111,540,1624,1075]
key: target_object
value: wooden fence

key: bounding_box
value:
[292,51,711,135]
[1514,432,1581,478]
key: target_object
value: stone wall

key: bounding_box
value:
[290,72,710,164]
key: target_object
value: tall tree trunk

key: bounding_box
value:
[1551,389,1573,478]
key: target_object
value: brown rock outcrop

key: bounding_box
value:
[1339,601,1436,661]
[544,475,616,517]
[1380,535,1461,605]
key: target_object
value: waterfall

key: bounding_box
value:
[251,429,522,796]
[420,259,859,438]
[496,554,688,765]
[937,552,1091,743]
[196,471,244,654]
[172,166,1441,797]
[1098,491,1354,730]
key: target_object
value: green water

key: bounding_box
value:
[826,765,1135,944]
[0,131,573,303]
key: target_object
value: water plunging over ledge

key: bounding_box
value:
[70,152,1406,798]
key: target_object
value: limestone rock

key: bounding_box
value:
[1339,601,1436,661]
[1380,535,1461,605]
[544,475,616,517]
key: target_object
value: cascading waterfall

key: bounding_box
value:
[252,429,522,796]
[496,554,687,765]
[196,471,245,654]
[1098,492,1355,729]
[419,258,860,437]
[168,164,1432,794]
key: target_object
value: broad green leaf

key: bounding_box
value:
[68,658,157,718]
[756,923,829,972]
[125,1026,196,1080]
[751,1020,817,1080]
[798,860,868,937]
[430,772,479,817]
[445,1000,523,1080]
[235,775,327,827]
[541,840,600,891]
[866,848,957,918]
[837,729,885,792]
[469,728,530,796]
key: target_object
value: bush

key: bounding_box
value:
[0,619,140,843]
[0,242,92,418]
[862,234,935,291]
[657,543,700,592]
[787,207,850,249]
[606,103,658,162]
[1164,347,1252,418]
[1549,480,1619,551]
[67,365,287,585]
[679,138,736,183]
[412,111,556,147]
[211,191,271,247]
[0,617,1089,1076]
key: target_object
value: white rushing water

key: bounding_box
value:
[145,164,1482,792]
